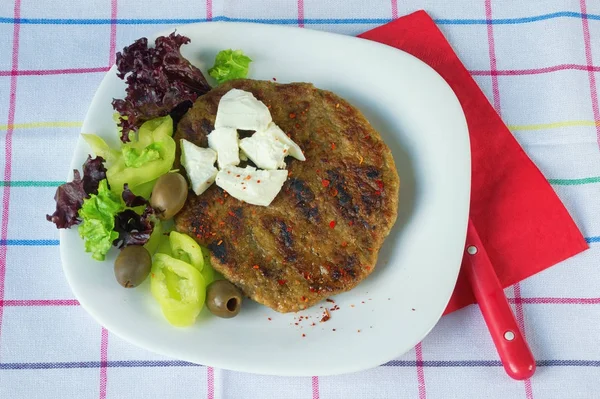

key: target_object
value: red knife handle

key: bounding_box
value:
[463,220,536,380]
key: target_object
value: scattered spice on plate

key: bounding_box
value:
[326,298,335,303]
[320,309,331,322]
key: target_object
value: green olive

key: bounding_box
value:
[206,280,243,318]
[150,173,188,220]
[114,245,152,288]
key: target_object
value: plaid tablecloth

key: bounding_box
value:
[1,1,599,398]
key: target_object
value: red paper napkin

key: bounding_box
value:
[359,11,589,314]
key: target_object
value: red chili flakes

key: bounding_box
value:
[311,322,316,326]
[357,330,361,333]
[332,328,336,331]
[302,334,306,338]
[300,296,306,302]
[227,171,231,174]
[257,180,261,183]
[375,180,384,189]
[348,221,354,226]
[217,240,223,246]
[330,305,340,311]
[316,169,321,174]
[374,190,381,196]
[283,149,287,153]
[253,265,260,270]
[412,308,416,311]
[278,279,287,285]
[329,188,338,197]
[217,198,224,205]
[363,135,371,140]
[309,287,317,293]
[320,309,331,322]
[245,175,252,180]
[295,123,300,128]
[331,142,336,150]
[236,174,241,178]
[326,298,335,303]
[329,220,336,229]
[227,211,236,217]
[268,317,272,321]
[243,187,247,190]
[341,242,348,248]
[321,179,330,188]
[289,113,296,119]
[272,77,277,81]
[361,301,365,304]
[302,272,311,280]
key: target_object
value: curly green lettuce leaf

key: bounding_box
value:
[78,179,124,261]
[122,142,163,168]
[208,49,252,84]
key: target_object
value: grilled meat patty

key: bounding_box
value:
[174,79,399,312]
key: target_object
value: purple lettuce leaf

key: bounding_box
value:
[112,32,211,143]
[46,156,106,229]
[113,207,155,248]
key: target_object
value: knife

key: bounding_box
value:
[463,219,536,380]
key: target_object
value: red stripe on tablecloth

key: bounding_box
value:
[1,299,80,306]
[0,0,22,357]
[297,0,304,28]
[207,366,214,399]
[580,0,600,149]
[485,2,534,393]
[513,284,534,399]
[470,63,600,76]
[391,0,398,19]
[415,342,427,399]
[312,376,320,399]
[109,0,118,66]
[99,327,108,399]
[206,0,213,21]
[485,0,501,112]
[510,297,600,305]
[2,64,598,78]
[0,67,110,76]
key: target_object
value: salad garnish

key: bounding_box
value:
[208,49,252,84]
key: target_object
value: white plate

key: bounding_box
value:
[61,22,470,376]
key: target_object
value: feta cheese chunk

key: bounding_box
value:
[260,123,306,161]
[207,127,240,169]
[215,166,288,207]
[214,89,272,131]
[180,139,218,195]
[239,133,289,170]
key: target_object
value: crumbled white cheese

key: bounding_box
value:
[239,133,289,170]
[215,165,288,206]
[214,89,272,131]
[180,139,218,195]
[259,123,306,161]
[207,127,240,169]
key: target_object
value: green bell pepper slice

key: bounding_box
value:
[106,116,176,197]
[150,253,206,327]
[169,231,204,271]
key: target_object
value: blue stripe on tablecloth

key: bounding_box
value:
[0,239,60,246]
[1,359,598,370]
[2,237,598,246]
[0,12,599,26]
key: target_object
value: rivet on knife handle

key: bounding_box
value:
[464,219,536,380]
